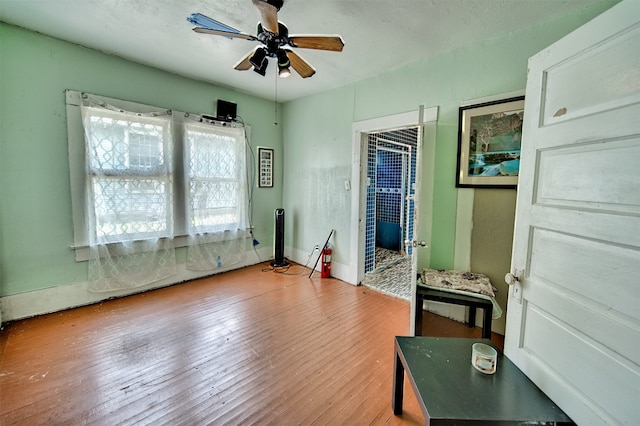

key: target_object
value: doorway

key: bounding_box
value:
[360,127,419,299]
[350,107,437,329]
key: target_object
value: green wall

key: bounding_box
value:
[0,23,282,297]
[281,1,618,272]
[281,88,356,261]
[0,0,619,301]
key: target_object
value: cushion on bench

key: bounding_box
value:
[419,269,503,320]
[421,269,497,297]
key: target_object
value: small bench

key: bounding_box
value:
[416,269,497,339]
[415,285,494,339]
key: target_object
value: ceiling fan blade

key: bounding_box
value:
[252,0,279,34]
[193,27,258,41]
[288,35,345,52]
[234,48,258,71]
[286,50,316,78]
[187,13,239,33]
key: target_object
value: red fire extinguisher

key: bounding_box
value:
[321,246,332,278]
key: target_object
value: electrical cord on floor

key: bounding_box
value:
[305,245,323,278]
[261,264,291,274]
[260,244,321,275]
[303,244,321,269]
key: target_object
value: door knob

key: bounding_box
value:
[505,273,519,285]
[505,269,523,285]
[404,240,428,248]
[505,269,524,303]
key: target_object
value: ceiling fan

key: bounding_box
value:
[187,0,344,79]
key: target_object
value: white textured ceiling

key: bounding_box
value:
[0,0,605,102]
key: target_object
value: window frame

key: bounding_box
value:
[65,90,251,261]
[83,106,174,243]
[184,120,249,235]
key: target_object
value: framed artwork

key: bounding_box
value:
[258,147,274,188]
[456,96,525,188]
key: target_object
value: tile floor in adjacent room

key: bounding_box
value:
[361,247,412,300]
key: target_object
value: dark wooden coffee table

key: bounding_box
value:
[392,337,574,425]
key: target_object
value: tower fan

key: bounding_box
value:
[271,208,289,267]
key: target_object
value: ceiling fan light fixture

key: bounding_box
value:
[249,47,267,68]
[277,50,291,78]
[276,49,289,66]
[278,66,291,78]
[253,59,268,76]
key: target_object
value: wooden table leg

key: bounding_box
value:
[392,349,405,415]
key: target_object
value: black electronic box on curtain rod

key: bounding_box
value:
[216,99,237,121]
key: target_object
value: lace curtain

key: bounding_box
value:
[81,99,177,292]
[184,119,249,270]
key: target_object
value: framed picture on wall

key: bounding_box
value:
[258,147,274,188]
[456,96,525,188]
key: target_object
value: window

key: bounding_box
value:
[66,90,250,260]
[82,107,173,243]
[185,122,248,234]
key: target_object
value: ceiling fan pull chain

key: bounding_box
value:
[274,71,278,126]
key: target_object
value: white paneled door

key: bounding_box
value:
[504,1,640,424]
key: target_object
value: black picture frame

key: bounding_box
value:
[258,147,274,188]
[456,96,525,188]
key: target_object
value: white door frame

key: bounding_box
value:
[349,107,438,287]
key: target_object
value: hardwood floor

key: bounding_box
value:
[1,262,503,425]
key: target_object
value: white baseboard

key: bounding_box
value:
[0,247,273,322]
